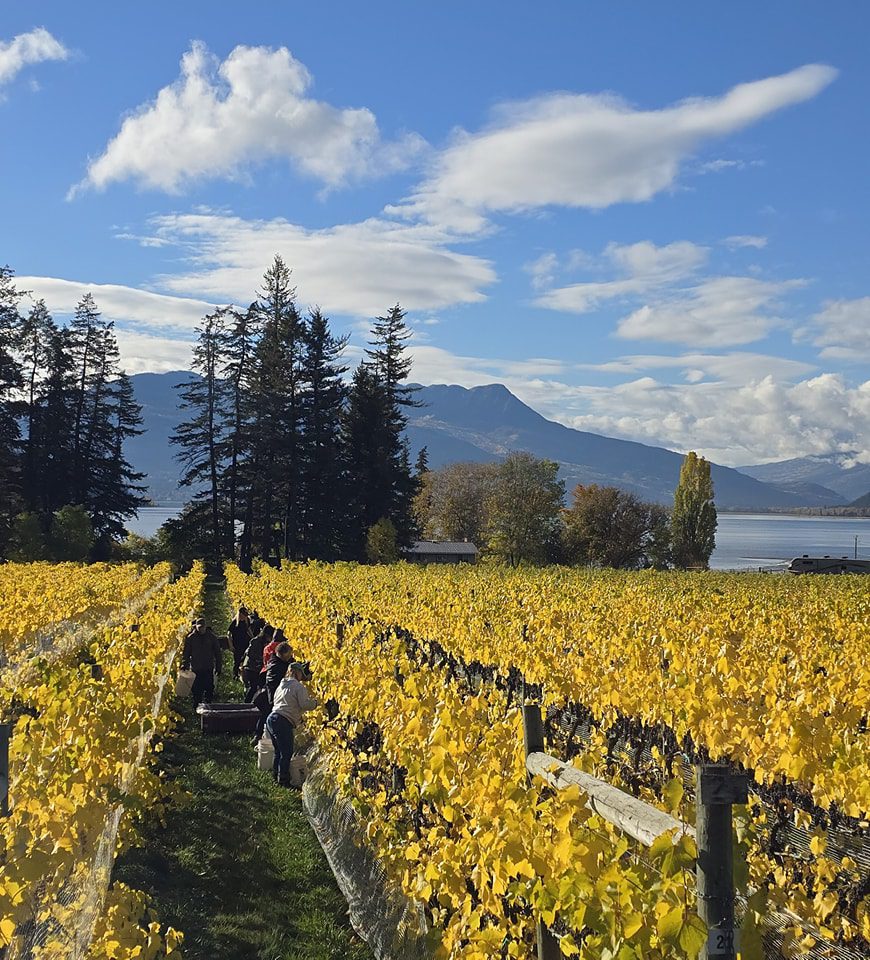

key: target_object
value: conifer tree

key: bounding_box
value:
[671,451,717,569]
[18,300,57,503]
[0,267,24,550]
[172,309,231,559]
[224,303,259,557]
[341,363,393,558]
[299,306,348,559]
[243,256,304,560]
[355,303,421,548]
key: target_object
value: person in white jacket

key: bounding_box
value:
[265,661,317,786]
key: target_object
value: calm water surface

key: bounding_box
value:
[128,506,870,571]
[710,513,870,570]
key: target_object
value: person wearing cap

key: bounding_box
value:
[180,617,222,706]
[265,661,316,787]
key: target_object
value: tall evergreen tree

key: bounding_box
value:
[671,451,717,569]
[39,327,78,518]
[341,363,393,558]
[356,303,421,548]
[18,300,57,505]
[223,303,259,558]
[243,256,305,560]
[62,296,146,544]
[67,293,102,504]
[172,309,232,560]
[0,267,24,551]
[298,306,348,559]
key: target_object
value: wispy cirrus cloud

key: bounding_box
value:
[0,27,68,90]
[72,41,427,196]
[389,64,837,231]
[534,240,709,312]
[723,234,768,250]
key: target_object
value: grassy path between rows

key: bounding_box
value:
[114,580,375,960]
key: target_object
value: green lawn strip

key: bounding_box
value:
[113,579,375,960]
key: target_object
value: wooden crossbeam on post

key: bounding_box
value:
[522,704,750,960]
[526,751,694,847]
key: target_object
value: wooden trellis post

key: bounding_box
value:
[522,703,748,960]
[522,703,562,960]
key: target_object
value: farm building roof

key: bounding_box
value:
[407,540,479,555]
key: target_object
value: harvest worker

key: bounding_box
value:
[265,661,316,787]
[241,625,274,703]
[250,640,295,746]
[227,606,253,679]
[181,617,222,706]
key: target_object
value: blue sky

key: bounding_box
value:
[2,2,869,466]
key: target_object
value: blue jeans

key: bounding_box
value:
[265,712,294,783]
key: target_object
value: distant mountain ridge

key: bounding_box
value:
[128,372,842,510]
[738,454,870,503]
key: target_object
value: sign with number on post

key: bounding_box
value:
[707,927,739,956]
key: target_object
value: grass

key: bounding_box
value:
[113,580,375,960]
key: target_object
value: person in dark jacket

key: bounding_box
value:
[241,625,274,703]
[181,618,222,706]
[251,641,294,745]
[265,640,294,702]
[227,606,253,679]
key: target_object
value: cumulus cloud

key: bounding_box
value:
[0,27,68,88]
[73,41,426,195]
[558,374,870,466]
[810,297,870,359]
[400,338,867,465]
[17,276,216,332]
[391,64,836,231]
[615,276,804,346]
[134,211,496,316]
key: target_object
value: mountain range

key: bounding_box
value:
[127,371,858,510]
[738,455,870,504]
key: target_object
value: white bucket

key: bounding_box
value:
[257,735,274,771]
[175,669,196,697]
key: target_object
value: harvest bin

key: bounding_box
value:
[197,702,260,734]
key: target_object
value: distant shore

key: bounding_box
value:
[717,506,870,518]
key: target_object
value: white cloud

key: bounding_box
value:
[582,351,814,383]
[402,340,868,466]
[138,211,496,316]
[114,329,194,374]
[523,252,559,290]
[534,240,708,312]
[697,158,764,174]
[392,64,836,230]
[723,234,768,250]
[73,41,426,195]
[17,276,216,332]
[616,276,804,346]
[810,297,870,360]
[0,27,68,88]
[559,374,870,466]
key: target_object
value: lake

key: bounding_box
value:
[128,506,870,571]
